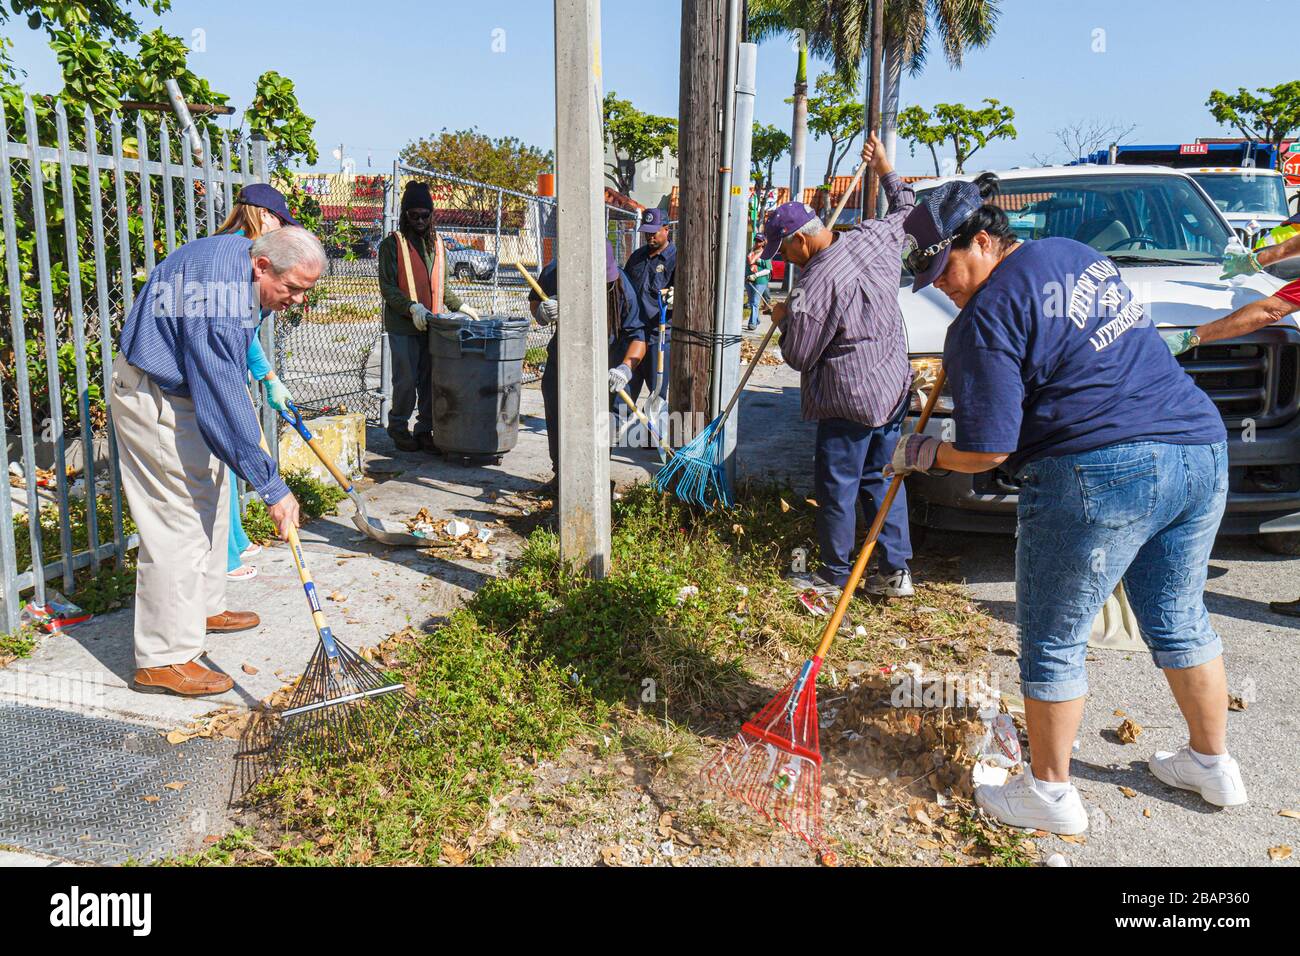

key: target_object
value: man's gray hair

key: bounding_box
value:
[251,226,327,274]
[794,217,826,238]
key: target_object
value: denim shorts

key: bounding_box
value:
[1015,440,1227,702]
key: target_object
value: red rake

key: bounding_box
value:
[703,368,948,850]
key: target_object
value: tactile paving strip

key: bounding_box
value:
[0,705,236,864]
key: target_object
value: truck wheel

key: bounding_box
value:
[1257,532,1300,556]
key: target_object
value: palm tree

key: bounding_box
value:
[749,1,818,207]
[752,1,1001,169]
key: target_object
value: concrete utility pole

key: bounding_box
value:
[675,0,728,441]
[719,39,756,485]
[554,0,611,577]
[864,0,886,218]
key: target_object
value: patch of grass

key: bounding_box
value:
[955,812,1037,867]
[0,624,39,667]
[175,481,1002,867]
[241,469,349,544]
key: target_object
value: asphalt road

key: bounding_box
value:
[939,528,1300,867]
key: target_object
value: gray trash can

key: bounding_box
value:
[427,314,529,459]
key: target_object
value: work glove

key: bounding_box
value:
[884,433,941,478]
[458,304,481,321]
[1220,250,1261,280]
[1162,330,1199,357]
[537,298,560,326]
[608,363,633,394]
[263,376,294,413]
[409,302,434,332]
[662,287,674,308]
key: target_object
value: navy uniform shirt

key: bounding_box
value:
[530,261,643,350]
[623,241,675,331]
[944,237,1226,474]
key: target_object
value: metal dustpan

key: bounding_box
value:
[277,405,428,547]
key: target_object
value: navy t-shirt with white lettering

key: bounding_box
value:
[942,237,1225,473]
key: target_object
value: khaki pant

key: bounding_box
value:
[108,353,229,669]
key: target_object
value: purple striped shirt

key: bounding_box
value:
[779,172,915,427]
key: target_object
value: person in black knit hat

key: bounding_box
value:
[376,181,481,453]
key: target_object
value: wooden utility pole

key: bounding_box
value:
[673,0,728,442]
[864,0,886,216]
[554,0,611,577]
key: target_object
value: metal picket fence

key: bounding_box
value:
[0,94,267,631]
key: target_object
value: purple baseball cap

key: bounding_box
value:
[236,183,302,229]
[638,207,669,233]
[901,180,984,291]
[761,202,819,260]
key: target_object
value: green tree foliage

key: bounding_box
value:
[898,98,1015,175]
[751,122,791,205]
[803,72,863,185]
[602,92,678,196]
[400,127,553,225]
[0,0,316,436]
[1207,82,1300,171]
[247,70,317,168]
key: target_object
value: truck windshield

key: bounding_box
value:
[1190,172,1289,218]
[915,173,1232,264]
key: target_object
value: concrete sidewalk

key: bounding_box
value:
[7,365,808,729]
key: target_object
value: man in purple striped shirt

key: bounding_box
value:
[768,134,917,598]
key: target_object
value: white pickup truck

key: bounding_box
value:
[899,164,1300,552]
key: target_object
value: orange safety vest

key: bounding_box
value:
[393,230,446,315]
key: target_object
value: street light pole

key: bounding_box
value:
[554,0,612,578]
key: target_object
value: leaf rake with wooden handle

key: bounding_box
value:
[702,367,947,849]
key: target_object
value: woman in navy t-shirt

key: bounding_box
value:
[890,174,1247,835]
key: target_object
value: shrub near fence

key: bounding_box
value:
[0,94,267,630]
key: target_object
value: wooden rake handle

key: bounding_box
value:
[813,367,947,659]
[615,387,673,459]
[516,262,550,302]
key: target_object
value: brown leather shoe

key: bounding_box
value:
[134,660,234,696]
[206,610,260,633]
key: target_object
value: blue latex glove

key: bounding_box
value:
[1162,330,1198,357]
[263,376,293,413]
[1220,250,1261,280]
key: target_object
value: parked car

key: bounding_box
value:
[1187,166,1290,247]
[443,237,498,280]
[898,164,1300,552]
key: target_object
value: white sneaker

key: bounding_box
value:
[1148,747,1248,807]
[974,767,1089,835]
[863,569,914,597]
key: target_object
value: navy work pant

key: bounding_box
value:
[814,413,912,586]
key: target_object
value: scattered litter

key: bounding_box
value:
[1118,786,1137,798]
[972,762,1009,788]
[476,528,494,543]
[1268,845,1293,862]
[675,585,699,605]
[21,592,92,632]
[1116,718,1143,744]
[1279,809,1300,820]
[445,519,472,539]
[974,710,1021,768]
[328,591,348,602]
[1045,853,1069,867]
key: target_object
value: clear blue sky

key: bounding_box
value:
[4,0,1294,183]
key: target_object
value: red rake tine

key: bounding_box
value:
[703,368,951,850]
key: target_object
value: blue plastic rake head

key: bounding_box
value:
[653,416,734,510]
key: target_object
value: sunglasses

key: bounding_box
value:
[902,234,954,276]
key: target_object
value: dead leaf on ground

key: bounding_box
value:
[241,663,259,675]
[1279,810,1300,820]
[1113,709,1126,717]
[1268,845,1293,861]
[600,845,623,867]
[1228,695,1247,712]
[1142,808,1152,818]
[142,795,160,803]
[1118,786,1138,798]
[1116,718,1143,744]
[440,844,468,866]
[1059,834,1086,845]
[779,498,791,513]
[328,591,347,602]
[163,781,186,792]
